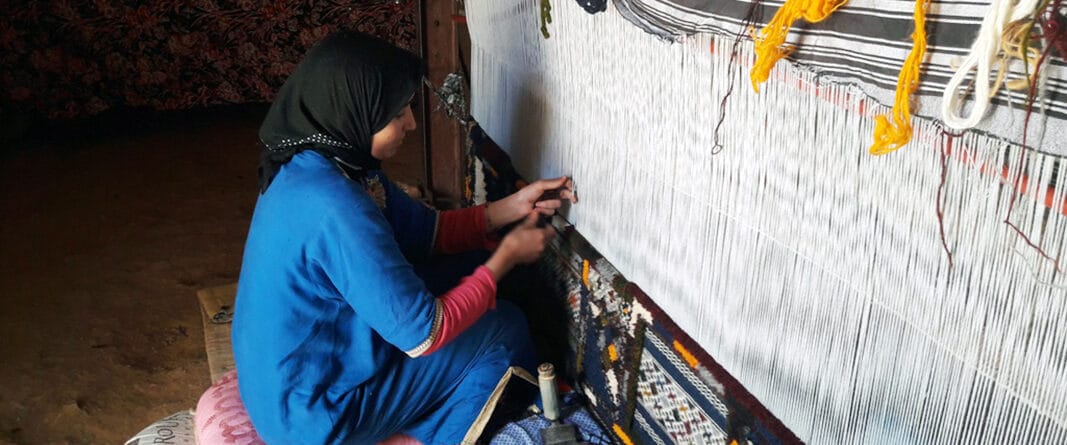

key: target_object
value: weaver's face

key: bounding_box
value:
[371,106,417,160]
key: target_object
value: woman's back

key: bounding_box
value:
[233,151,436,443]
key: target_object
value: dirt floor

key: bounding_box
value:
[0,104,426,445]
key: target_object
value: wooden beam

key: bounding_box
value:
[420,0,465,208]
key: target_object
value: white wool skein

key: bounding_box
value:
[941,0,1043,130]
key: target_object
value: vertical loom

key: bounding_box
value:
[466,0,1067,443]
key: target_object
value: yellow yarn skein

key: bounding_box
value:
[869,0,931,156]
[750,0,849,92]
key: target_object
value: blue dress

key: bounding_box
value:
[232,151,536,444]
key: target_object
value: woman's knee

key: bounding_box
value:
[484,301,537,369]
[487,301,529,340]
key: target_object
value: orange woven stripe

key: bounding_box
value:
[673,340,700,369]
[612,424,634,445]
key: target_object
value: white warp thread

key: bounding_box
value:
[467,0,1067,443]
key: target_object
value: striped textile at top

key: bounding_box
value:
[608,0,1067,156]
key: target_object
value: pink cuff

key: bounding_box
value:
[422,266,497,355]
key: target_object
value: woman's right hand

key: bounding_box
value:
[485,213,556,280]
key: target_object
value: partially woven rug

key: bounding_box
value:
[468,125,800,445]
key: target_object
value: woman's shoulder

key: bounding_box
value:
[286,150,344,178]
[270,152,376,209]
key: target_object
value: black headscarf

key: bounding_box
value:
[257,31,425,193]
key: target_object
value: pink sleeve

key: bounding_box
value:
[434,204,499,254]
[421,266,497,356]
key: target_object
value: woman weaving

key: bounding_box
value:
[232,31,577,444]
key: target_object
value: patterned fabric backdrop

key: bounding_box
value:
[0,0,416,119]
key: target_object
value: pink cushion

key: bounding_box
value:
[194,370,421,445]
[195,370,264,445]
[377,433,423,445]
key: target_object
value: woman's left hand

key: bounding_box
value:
[486,176,577,231]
